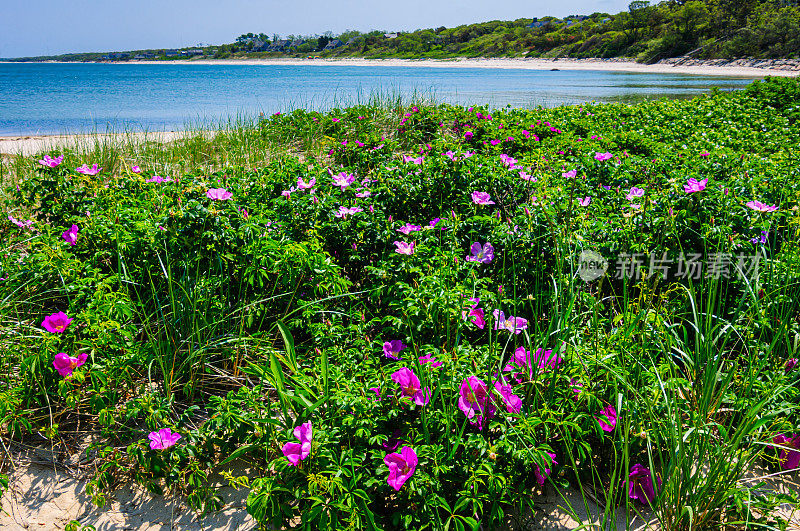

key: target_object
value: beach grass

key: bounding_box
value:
[1,89,445,187]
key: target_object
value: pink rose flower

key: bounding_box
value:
[42,311,73,333]
[393,241,415,255]
[61,224,79,246]
[39,155,64,168]
[148,428,182,450]
[75,164,102,175]
[206,188,232,200]
[282,421,313,466]
[595,404,617,432]
[384,446,417,491]
[53,352,88,377]
[684,178,707,194]
[471,191,495,206]
[746,200,778,213]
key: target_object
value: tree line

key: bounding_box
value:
[231,0,800,62]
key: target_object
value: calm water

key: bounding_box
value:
[0,63,756,136]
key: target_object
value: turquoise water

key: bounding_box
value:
[0,63,756,136]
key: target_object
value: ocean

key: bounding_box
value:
[0,62,755,136]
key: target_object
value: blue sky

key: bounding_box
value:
[0,0,630,58]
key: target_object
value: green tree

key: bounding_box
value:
[674,1,709,38]
[716,0,758,26]
[626,1,651,41]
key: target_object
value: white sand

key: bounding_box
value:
[78,57,800,77]
[4,455,793,530]
[0,461,255,530]
[0,131,189,157]
[0,459,653,530]
[0,438,657,530]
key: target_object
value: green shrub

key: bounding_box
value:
[745,76,800,123]
[2,84,799,529]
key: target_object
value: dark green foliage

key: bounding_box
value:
[745,75,800,122]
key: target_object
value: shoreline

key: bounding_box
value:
[3,57,799,77]
[0,131,190,157]
[1,56,794,155]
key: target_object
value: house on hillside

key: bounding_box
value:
[250,39,267,51]
[528,18,546,28]
[288,40,306,49]
[165,49,179,57]
[384,33,398,39]
[188,49,204,56]
[267,40,290,52]
[323,39,343,50]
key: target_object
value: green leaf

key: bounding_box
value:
[276,320,298,373]
[220,443,261,465]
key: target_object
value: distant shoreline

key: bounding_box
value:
[2,57,798,77]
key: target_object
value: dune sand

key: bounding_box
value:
[0,131,189,157]
[0,457,646,530]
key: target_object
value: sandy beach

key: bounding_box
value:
[0,131,189,157]
[25,56,800,77]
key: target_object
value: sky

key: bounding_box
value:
[0,0,631,58]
